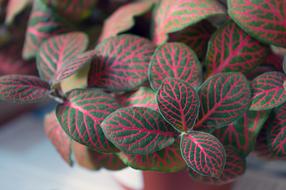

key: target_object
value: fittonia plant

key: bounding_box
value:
[0,0,286,185]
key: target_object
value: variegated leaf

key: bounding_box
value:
[195,73,251,131]
[101,107,176,155]
[169,21,214,59]
[88,34,155,92]
[157,78,200,132]
[56,88,120,153]
[180,131,226,177]
[213,110,270,155]
[153,0,225,45]
[205,21,268,76]
[228,0,286,48]
[37,32,89,82]
[250,71,286,110]
[189,146,246,185]
[0,74,50,103]
[23,0,66,60]
[149,42,202,90]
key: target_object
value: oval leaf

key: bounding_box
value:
[228,0,286,48]
[189,146,246,185]
[23,0,66,60]
[250,71,286,110]
[88,34,155,92]
[0,74,50,103]
[37,32,88,82]
[157,78,200,132]
[153,0,225,45]
[267,103,286,157]
[195,73,251,131]
[56,88,120,153]
[44,112,73,166]
[117,87,158,110]
[169,21,215,59]
[55,50,97,82]
[101,107,176,155]
[119,140,186,172]
[99,0,156,42]
[205,21,268,76]
[213,110,270,156]
[180,131,226,177]
[73,141,126,171]
[149,42,202,90]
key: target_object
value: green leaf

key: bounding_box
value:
[56,88,120,153]
[180,131,226,177]
[157,78,200,132]
[101,107,176,155]
[205,21,268,76]
[37,32,89,82]
[153,0,225,45]
[250,71,286,110]
[194,73,251,131]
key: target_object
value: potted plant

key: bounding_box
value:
[0,0,285,189]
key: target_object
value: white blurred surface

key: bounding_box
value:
[0,113,143,190]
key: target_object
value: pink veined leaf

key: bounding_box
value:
[116,87,158,110]
[88,34,155,92]
[148,42,202,90]
[152,0,225,45]
[194,73,251,131]
[55,50,97,82]
[101,107,176,155]
[180,131,226,177]
[73,141,126,171]
[228,0,286,48]
[5,0,32,25]
[169,21,215,59]
[205,21,269,76]
[213,110,270,156]
[37,32,89,82]
[157,78,200,132]
[45,0,97,21]
[23,0,67,60]
[118,139,186,172]
[0,74,50,103]
[99,0,157,42]
[44,112,73,166]
[189,146,246,185]
[250,71,286,111]
[267,103,286,157]
[56,88,120,153]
